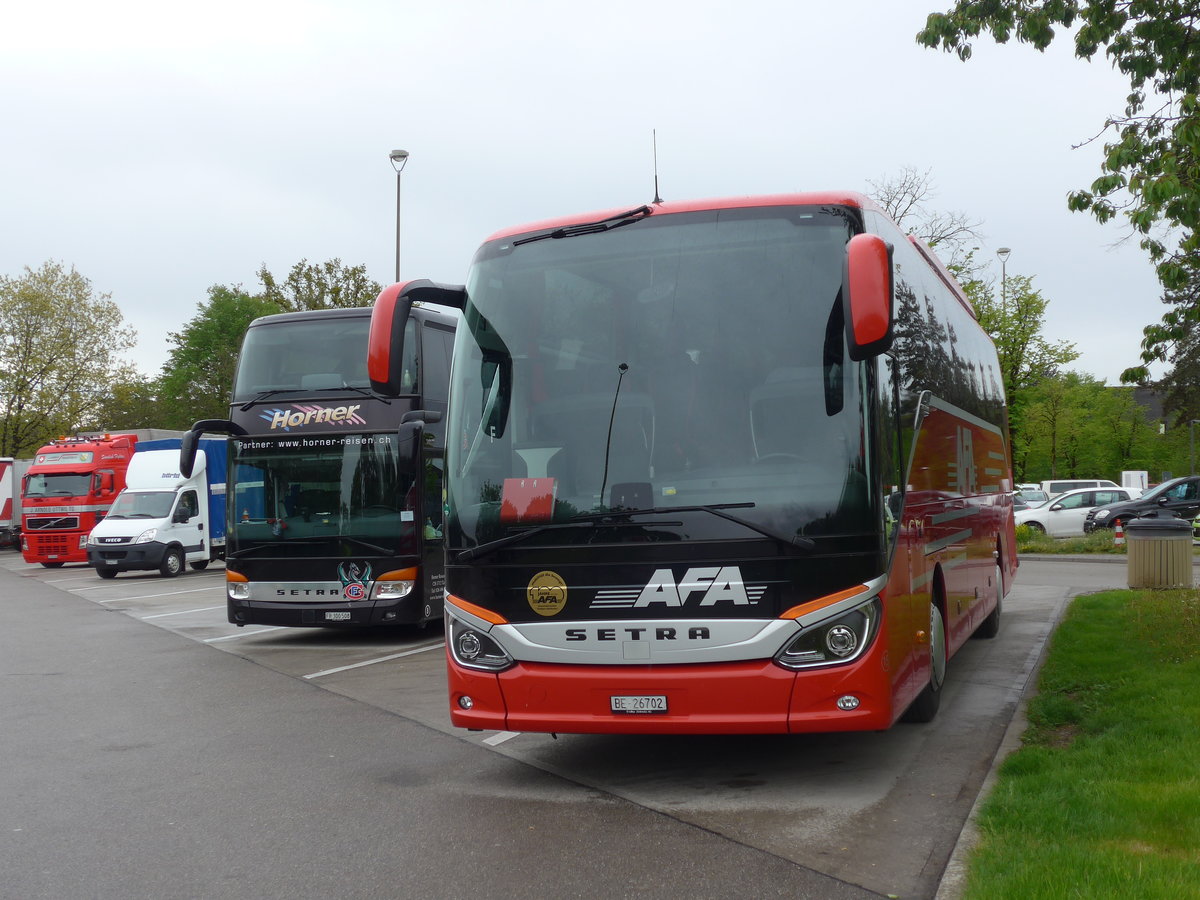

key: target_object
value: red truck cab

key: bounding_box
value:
[20,434,137,567]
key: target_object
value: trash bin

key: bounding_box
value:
[1126,510,1195,590]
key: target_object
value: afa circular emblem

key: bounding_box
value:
[527,570,567,617]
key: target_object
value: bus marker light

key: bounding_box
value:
[837,696,861,711]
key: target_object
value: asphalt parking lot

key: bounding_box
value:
[1,552,1148,898]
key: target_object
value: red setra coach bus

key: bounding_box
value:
[368,192,1017,734]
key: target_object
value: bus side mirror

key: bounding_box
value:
[180,429,199,478]
[180,419,244,477]
[844,234,894,361]
[369,280,466,397]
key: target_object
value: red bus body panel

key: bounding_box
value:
[449,623,900,735]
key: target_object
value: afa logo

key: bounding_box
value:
[339,561,372,600]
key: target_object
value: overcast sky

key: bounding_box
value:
[2,0,1165,386]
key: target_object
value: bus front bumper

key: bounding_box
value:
[446,654,897,735]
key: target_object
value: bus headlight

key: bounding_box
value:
[775,597,880,670]
[135,528,158,544]
[370,567,418,601]
[448,615,514,672]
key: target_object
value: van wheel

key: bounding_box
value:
[159,547,184,578]
[903,601,946,723]
[189,560,209,571]
[97,569,118,580]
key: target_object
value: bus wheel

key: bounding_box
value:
[974,562,1002,640]
[903,601,946,724]
[189,560,209,571]
[159,547,184,578]
[41,562,65,568]
[97,569,118,580]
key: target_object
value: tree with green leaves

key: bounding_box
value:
[1020,372,1162,480]
[0,261,136,456]
[917,1,1200,382]
[258,258,383,312]
[958,265,1079,462]
[156,286,280,428]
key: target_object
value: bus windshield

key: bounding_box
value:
[228,433,417,558]
[446,205,878,551]
[232,314,373,404]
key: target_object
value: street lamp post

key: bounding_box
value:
[389,149,410,283]
[996,247,1011,317]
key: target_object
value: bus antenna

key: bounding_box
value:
[652,130,663,204]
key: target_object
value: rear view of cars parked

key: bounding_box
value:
[1017,486,1140,537]
[1085,475,1200,532]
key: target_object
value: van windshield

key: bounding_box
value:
[107,491,176,519]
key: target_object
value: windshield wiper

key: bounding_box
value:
[455,521,599,563]
[575,503,817,554]
[512,205,652,246]
[456,502,816,562]
[312,385,390,404]
[238,389,306,411]
[341,536,391,555]
[227,539,330,559]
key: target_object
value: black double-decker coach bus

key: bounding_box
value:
[180,298,457,627]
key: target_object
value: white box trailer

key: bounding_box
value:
[0,457,16,549]
[86,442,226,578]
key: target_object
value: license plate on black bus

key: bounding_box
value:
[610,695,667,714]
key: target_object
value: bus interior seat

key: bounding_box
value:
[533,393,655,494]
[749,368,823,460]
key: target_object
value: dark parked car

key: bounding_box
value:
[1084,475,1200,532]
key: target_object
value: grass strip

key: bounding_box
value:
[1016,525,1200,555]
[963,589,1200,898]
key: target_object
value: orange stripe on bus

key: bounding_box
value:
[447,593,509,625]
[778,584,870,620]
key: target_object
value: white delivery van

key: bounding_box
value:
[86,447,226,578]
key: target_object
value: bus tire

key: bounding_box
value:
[159,547,184,578]
[974,562,1002,640]
[97,568,118,580]
[903,600,946,724]
[41,562,65,568]
[189,560,209,571]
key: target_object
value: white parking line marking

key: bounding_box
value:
[204,628,285,643]
[140,606,226,620]
[483,732,521,746]
[72,573,226,591]
[98,587,218,604]
[303,642,445,679]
